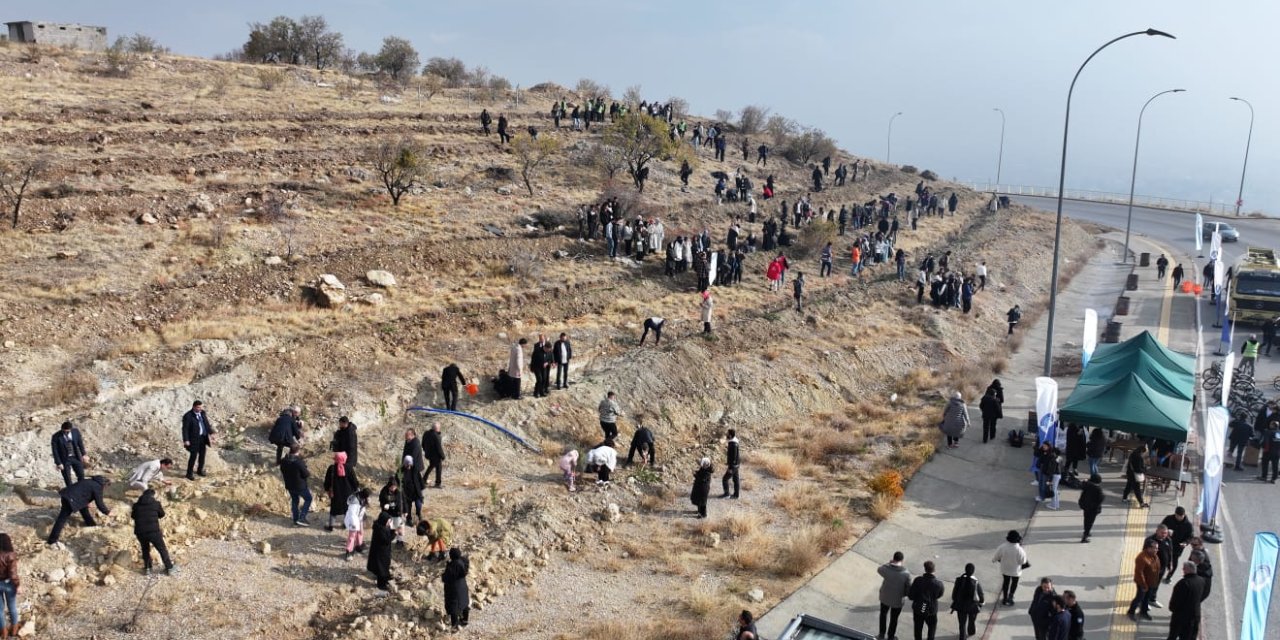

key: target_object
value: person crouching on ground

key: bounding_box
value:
[558,449,579,492]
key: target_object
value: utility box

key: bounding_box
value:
[1140,252,1151,267]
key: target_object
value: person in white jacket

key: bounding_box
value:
[127,458,173,491]
[343,488,369,560]
[586,440,618,486]
[992,530,1029,606]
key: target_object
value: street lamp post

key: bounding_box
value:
[1229,97,1254,217]
[993,108,1006,185]
[1043,28,1175,378]
[886,112,903,164]
[1123,89,1185,263]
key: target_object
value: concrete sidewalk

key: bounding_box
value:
[759,233,1203,640]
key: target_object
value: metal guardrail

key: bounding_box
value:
[960,181,1243,217]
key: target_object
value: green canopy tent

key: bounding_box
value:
[1059,371,1192,442]
[1087,330,1194,376]
[1078,349,1194,401]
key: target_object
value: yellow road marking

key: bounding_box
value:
[1111,239,1176,637]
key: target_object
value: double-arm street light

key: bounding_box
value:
[993,108,1006,185]
[1043,28,1176,377]
[886,112,903,163]
[1123,89,1185,262]
[1229,97,1254,217]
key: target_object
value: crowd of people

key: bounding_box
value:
[29,401,474,634]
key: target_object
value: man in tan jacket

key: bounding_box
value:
[1127,539,1161,621]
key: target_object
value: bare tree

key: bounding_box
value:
[0,159,45,229]
[602,113,678,192]
[667,96,690,120]
[589,143,627,180]
[766,114,799,142]
[511,134,561,196]
[415,74,444,101]
[370,138,427,206]
[623,84,643,105]
[738,105,771,135]
[714,109,734,124]
[782,128,838,165]
[575,78,609,97]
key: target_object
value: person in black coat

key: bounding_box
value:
[131,489,176,575]
[1161,507,1195,581]
[268,407,302,464]
[181,401,216,480]
[1122,444,1149,507]
[530,342,553,397]
[397,456,425,526]
[379,475,406,544]
[443,547,471,630]
[51,421,88,488]
[1085,428,1107,478]
[1078,474,1104,543]
[691,458,713,518]
[553,333,573,390]
[908,561,945,640]
[1227,417,1253,471]
[331,416,358,469]
[47,476,111,545]
[1028,578,1058,640]
[323,452,359,531]
[627,423,656,466]
[278,447,312,526]
[1167,561,1205,640]
[423,422,446,488]
[979,388,1003,443]
[367,511,395,590]
[402,429,425,477]
[1064,424,1087,475]
[950,563,985,640]
[721,430,741,499]
[441,363,466,412]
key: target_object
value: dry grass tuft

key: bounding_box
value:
[42,370,99,406]
[867,470,905,499]
[777,527,824,577]
[894,367,938,396]
[798,429,863,463]
[757,452,798,480]
[685,580,723,617]
[728,534,771,571]
[870,493,900,521]
[721,512,760,539]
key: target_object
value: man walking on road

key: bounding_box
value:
[908,560,944,640]
[1171,263,1184,290]
[1156,254,1168,279]
[878,551,912,640]
[1166,561,1205,640]
[1126,539,1161,621]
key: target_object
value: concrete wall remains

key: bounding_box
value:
[5,21,108,51]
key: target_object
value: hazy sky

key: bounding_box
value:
[7,0,1277,212]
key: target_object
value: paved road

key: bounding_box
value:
[1011,194,1280,269]
[1016,195,1280,640]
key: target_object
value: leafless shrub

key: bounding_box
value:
[257,68,287,91]
[738,105,771,134]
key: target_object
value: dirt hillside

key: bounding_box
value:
[0,44,1094,639]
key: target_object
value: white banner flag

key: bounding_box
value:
[1198,406,1228,526]
[1223,353,1235,408]
[1214,254,1225,295]
[1211,229,1222,261]
[1082,309,1098,369]
[708,251,718,286]
[1195,213,1203,252]
[1035,377,1059,447]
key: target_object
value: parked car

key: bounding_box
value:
[1203,222,1240,242]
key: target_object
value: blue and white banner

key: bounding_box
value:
[1222,353,1235,408]
[1082,309,1098,369]
[1198,406,1227,526]
[1212,230,1222,262]
[1035,377,1058,448]
[1241,532,1279,640]
[1195,213,1203,252]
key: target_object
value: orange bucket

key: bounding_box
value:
[1193,284,1203,296]
[465,382,479,396]
[1180,281,1193,293]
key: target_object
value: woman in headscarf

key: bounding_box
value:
[940,391,971,449]
[691,457,714,519]
[443,547,471,630]
[366,510,394,590]
[950,562,985,640]
[558,449,579,492]
[323,451,359,532]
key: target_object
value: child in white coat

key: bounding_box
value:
[343,488,370,560]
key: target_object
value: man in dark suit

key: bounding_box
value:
[51,421,88,487]
[181,401,215,480]
[553,333,573,390]
[423,422,446,488]
[440,363,466,411]
[331,416,358,469]
[1167,561,1206,640]
[46,475,111,546]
